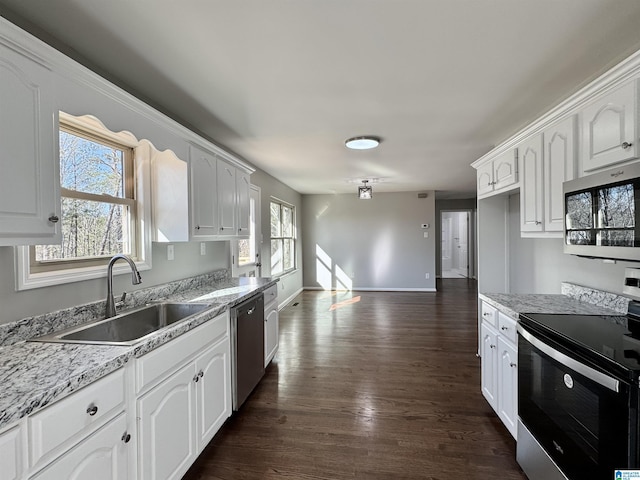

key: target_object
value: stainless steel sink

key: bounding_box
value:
[31,302,211,346]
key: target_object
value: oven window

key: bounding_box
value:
[519,333,630,478]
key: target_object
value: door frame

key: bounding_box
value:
[439,209,474,279]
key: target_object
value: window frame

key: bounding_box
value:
[15,112,153,290]
[270,198,296,277]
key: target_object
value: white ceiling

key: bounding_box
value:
[3,1,640,197]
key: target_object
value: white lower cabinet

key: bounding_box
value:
[480,302,518,439]
[138,363,197,480]
[136,314,232,480]
[31,413,130,480]
[0,423,23,480]
[264,285,279,367]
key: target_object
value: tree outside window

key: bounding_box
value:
[270,200,295,275]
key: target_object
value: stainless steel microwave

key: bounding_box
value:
[564,162,640,261]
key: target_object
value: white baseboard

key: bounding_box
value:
[303,286,437,292]
[278,287,304,311]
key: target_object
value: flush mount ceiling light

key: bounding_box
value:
[358,180,373,199]
[345,136,380,150]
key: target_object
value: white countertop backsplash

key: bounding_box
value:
[0,269,277,429]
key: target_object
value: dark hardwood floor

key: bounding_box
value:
[183,279,527,479]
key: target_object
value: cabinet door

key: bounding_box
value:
[190,146,218,237]
[236,169,251,236]
[32,413,130,480]
[520,135,544,233]
[264,302,279,367]
[497,337,518,439]
[493,148,518,191]
[0,424,23,480]
[217,159,236,236]
[138,363,197,480]
[476,162,494,196]
[0,41,60,245]
[582,81,638,172]
[195,339,231,451]
[543,116,576,232]
[480,322,498,411]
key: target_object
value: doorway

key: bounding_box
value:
[441,210,470,278]
[232,185,262,277]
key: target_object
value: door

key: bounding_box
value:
[520,134,544,233]
[138,363,197,480]
[190,146,218,237]
[497,336,518,439]
[216,159,236,236]
[480,322,498,411]
[233,185,262,277]
[456,212,469,276]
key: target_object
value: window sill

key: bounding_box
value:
[14,246,151,291]
[273,268,298,280]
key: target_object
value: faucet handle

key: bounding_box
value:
[115,292,127,309]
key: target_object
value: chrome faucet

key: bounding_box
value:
[105,254,142,318]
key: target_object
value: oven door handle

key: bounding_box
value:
[517,324,620,393]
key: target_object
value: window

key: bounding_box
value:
[31,121,136,271]
[16,112,152,290]
[270,199,295,275]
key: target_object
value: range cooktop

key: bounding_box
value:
[519,306,640,383]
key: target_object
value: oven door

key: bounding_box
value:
[517,325,632,479]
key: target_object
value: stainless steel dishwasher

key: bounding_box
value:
[230,293,265,410]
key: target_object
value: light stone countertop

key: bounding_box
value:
[0,273,277,430]
[479,292,622,320]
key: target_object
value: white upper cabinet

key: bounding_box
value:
[476,148,519,198]
[519,134,544,233]
[216,158,237,236]
[0,40,60,246]
[236,169,251,236]
[543,115,576,232]
[190,145,219,238]
[582,81,638,173]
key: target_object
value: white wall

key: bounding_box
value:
[508,193,633,295]
[302,191,436,291]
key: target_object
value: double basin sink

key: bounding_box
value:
[32,302,211,346]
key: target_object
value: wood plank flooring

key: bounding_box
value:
[183,279,527,479]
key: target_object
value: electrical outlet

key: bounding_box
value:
[425,273,430,279]
[200,242,206,256]
[167,244,174,261]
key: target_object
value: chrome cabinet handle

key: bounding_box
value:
[195,225,200,230]
[535,221,541,225]
[622,141,633,149]
[193,374,200,383]
[198,370,204,378]
[121,432,131,443]
[48,215,59,223]
[501,326,508,330]
[510,362,517,368]
[86,404,98,416]
[490,344,496,349]
[483,312,490,317]
[247,306,255,315]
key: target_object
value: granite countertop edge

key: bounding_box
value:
[0,276,278,430]
[478,292,622,319]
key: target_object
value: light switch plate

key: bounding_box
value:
[167,244,174,261]
[200,242,206,256]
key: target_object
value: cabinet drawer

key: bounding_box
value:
[136,311,228,393]
[498,312,517,344]
[480,302,497,327]
[263,284,278,306]
[29,368,125,468]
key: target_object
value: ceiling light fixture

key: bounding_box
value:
[345,136,380,150]
[358,180,373,199]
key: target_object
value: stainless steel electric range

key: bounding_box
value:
[517,302,640,480]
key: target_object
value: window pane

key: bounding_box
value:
[597,184,635,228]
[36,198,131,261]
[598,229,634,247]
[282,206,293,237]
[270,202,281,237]
[284,238,294,270]
[238,239,251,266]
[271,239,283,275]
[567,230,592,246]
[566,192,593,229]
[60,130,125,197]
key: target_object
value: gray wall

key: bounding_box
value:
[251,169,304,306]
[0,241,229,325]
[508,193,633,295]
[302,191,436,291]
[435,198,477,278]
